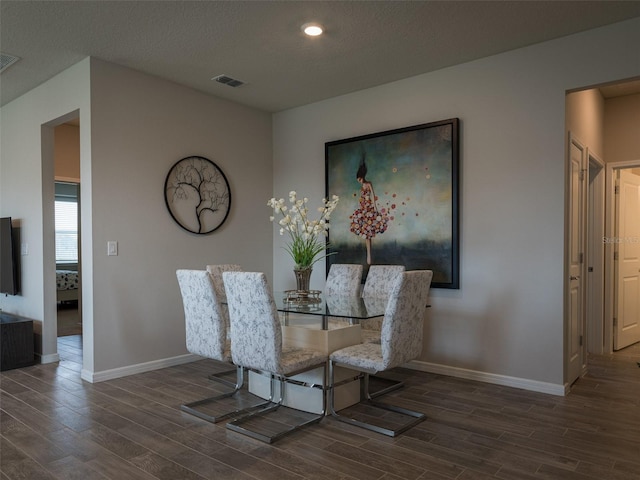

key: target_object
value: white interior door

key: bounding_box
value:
[568,135,586,384]
[614,169,640,350]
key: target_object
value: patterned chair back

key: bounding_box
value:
[176,269,227,361]
[362,265,405,297]
[380,270,433,370]
[325,264,363,296]
[206,264,243,302]
[223,272,283,373]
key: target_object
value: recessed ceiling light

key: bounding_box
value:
[301,23,323,36]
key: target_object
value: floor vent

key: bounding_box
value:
[0,53,21,74]
[212,74,246,88]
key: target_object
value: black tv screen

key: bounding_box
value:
[0,217,20,295]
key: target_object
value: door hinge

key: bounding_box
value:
[615,185,620,194]
[579,335,583,346]
[613,317,617,327]
[579,252,584,264]
[614,251,619,261]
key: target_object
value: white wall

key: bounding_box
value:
[0,58,90,363]
[1,58,274,380]
[86,59,273,378]
[273,18,640,391]
[604,92,640,163]
[566,89,605,158]
[54,124,81,181]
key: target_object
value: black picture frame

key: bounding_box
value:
[164,156,231,234]
[325,118,460,289]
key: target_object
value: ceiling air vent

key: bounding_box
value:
[0,53,21,74]
[212,74,246,88]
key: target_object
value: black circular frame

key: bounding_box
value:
[164,156,231,234]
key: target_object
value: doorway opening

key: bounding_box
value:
[55,180,81,337]
[52,118,82,366]
[566,77,640,386]
[604,162,640,352]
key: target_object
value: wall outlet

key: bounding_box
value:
[107,241,118,256]
[21,243,28,255]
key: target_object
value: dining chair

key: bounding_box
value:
[205,264,243,379]
[325,263,363,296]
[361,264,405,297]
[329,270,433,437]
[324,263,363,328]
[360,264,405,343]
[176,269,268,423]
[223,271,328,443]
[205,264,243,303]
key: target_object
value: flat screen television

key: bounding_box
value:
[0,217,20,295]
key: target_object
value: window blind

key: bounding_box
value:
[55,200,78,262]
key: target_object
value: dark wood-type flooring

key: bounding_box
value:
[56,303,82,337]
[1,336,639,479]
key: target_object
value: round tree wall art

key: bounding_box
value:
[164,155,231,234]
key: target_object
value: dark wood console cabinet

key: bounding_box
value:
[1,312,35,371]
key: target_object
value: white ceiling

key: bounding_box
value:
[1,1,639,112]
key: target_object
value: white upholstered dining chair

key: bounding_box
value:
[324,263,364,327]
[361,264,405,297]
[176,269,268,423]
[325,263,363,296]
[206,264,243,303]
[329,270,433,437]
[205,263,243,346]
[223,271,328,443]
[360,264,405,343]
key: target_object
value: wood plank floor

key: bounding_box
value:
[1,337,639,480]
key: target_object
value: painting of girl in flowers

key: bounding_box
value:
[350,155,389,264]
[325,118,459,288]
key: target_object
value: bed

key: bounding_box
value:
[56,269,79,302]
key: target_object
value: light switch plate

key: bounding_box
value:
[107,241,118,256]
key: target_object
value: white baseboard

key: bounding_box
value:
[38,353,60,364]
[405,360,567,396]
[77,354,568,396]
[81,353,202,383]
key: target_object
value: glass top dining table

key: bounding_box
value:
[273,291,388,330]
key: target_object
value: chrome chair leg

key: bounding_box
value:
[329,360,425,437]
[207,366,242,389]
[368,375,405,398]
[226,364,327,444]
[181,366,270,423]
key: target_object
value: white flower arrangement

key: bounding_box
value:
[267,191,339,269]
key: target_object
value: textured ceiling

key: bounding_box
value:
[1,1,639,112]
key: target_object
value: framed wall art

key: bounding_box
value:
[164,155,231,234]
[325,118,460,288]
